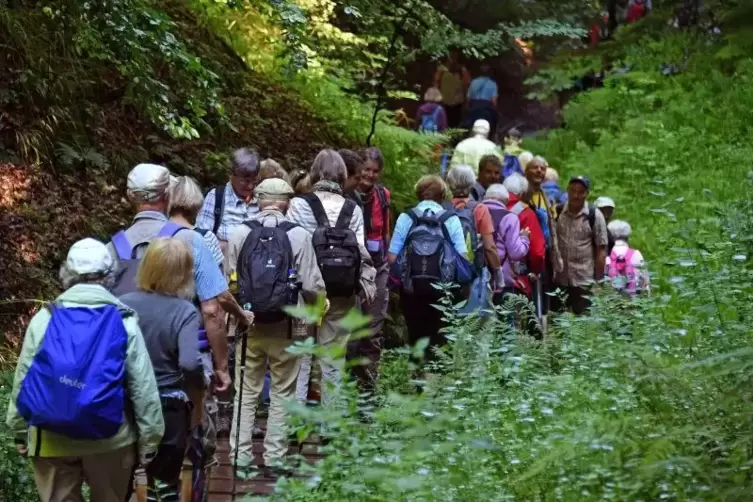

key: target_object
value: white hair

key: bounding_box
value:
[608,219,632,240]
[472,119,490,137]
[446,164,476,197]
[503,173,529,196]
[59,264,117,291]
[518,151,534,171]
[484,183,509,204]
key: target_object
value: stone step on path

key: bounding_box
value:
[208,418,324,501]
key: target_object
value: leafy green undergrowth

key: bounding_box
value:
[266,20,753,502]
[0,373,36,502]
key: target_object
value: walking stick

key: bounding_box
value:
[535,273,546,336]
[232,303,252,501]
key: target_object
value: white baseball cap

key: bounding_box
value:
[65,238,114,276]
[127,163,170,202]
[595,196,616,209]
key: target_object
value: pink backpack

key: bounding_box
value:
[607,248,638,295]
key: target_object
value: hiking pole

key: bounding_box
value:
[535,274,545,336]
[232,303,252,501]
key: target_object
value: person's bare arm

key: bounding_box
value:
[482,233,501,271]
[200,298,230,392]
[218,290,252,326]
[595,246,607,282]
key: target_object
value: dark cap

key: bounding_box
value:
[568,176,591,190]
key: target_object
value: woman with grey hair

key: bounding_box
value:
[6,238,164,502]
[169,175,224,268]
[482,184,531,303]
[446,165,501,313]
[500,173,546,302]
[288,149,376,406]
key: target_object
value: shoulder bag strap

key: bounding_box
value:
[158,222,185,238]
[111,231,133,261]
[335,199,357,229]
[213,185,226,236]
[300,193,330,227]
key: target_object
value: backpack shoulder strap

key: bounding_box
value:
[335,199,357,229]
[213,185,225,236]
[430,105,442,121]
[466,199,479,212]
[278,221,299,233]
[511,201,526,216]
[588,206,596,232]
[158,222,185,238]
[300,193,330,227]
[111,231,133,260]
[243,220,263,231]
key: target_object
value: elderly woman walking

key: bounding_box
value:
[445,164,501,313]
[6,238,164,502]
[120,238,204,502]
[388,175,467,358]
[288,149,376,405]
[482,184,531,309]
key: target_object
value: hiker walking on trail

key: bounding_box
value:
[525,156,562,324]
[388,175,468,358]
[463,63,499,137]
[450,119,500,175]
[416,87,448,133]
[552,176,608,315]
[196,148,261,255]
[470,154,502,202]
[288,150,377,405]
[446,164,501,313]
[595,196,616,253]
[503,174,546,299]
[433,49,471,129]
[108,163,235,394]
[482,184,531,305]
[120,238,204,502]
[605,220,650,295]
[168,174,254,445]
[226,178,326,469]
[6,238,164,502]
[347,147,391,393]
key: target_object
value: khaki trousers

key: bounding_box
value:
[295,297,354,406]
[32,444,136,502]
[231,334,300,466]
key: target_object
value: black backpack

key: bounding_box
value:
[110,222,185,297]
[300,193,362,298]
[236,220,299,326]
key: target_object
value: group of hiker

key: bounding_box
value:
[5,136,650,502]
[417,51,500,137]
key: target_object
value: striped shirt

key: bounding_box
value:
[196,182,258,242]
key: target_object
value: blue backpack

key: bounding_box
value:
[17,304,128,440]
[110,222,186,297]
[420,106,442,133]
[399,208,459,295]
[501,154,523,180]
[443,200,485,272]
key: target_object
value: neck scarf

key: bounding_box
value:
[313,180,343,195]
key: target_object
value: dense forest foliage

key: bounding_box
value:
[3,0,753,500]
